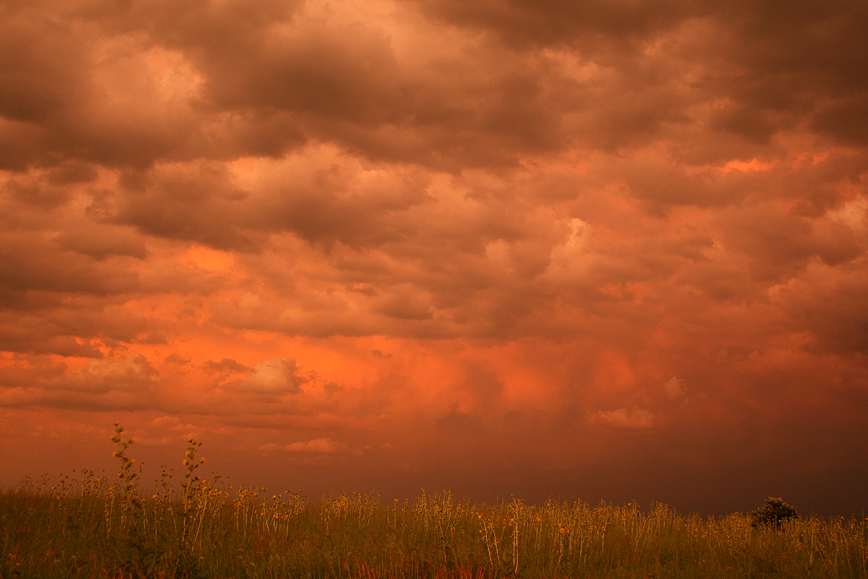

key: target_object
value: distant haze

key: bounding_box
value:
[1,0,867,517]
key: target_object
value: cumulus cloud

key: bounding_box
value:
[68,353,158,393]
[231,358,306,395]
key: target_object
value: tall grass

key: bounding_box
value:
[1,429,866,578]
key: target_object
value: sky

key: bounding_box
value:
[1,0,867,517]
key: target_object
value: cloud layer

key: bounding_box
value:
[1,0,867,515]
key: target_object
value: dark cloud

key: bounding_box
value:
[415,0,704,51]
[55,224,149,261]
[716,202,863,278]
[113,162,259,251]
[417,0,868,149]
[205,358,249,374]
[0,6,87,125]
[0,233,139,297]
[0,353,159,409]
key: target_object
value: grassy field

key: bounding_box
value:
[1,427,866,578]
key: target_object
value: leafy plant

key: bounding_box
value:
[110,422,142,534]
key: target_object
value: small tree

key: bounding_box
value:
[750,497,799,528]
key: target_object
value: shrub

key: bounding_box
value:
[750,497,799,527]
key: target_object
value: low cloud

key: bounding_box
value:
[285,438,351,454]
[588,407,660,430]
[230,358,306,395]
[664,377,687,401]
[205,358,250,374]
[0,353,159,410]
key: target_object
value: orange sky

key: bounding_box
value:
[1,0,867,515]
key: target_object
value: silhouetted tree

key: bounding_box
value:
[750,497,799,528]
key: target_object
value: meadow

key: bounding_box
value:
[1,426,866,578]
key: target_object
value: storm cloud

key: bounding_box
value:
[1,0,866,515]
